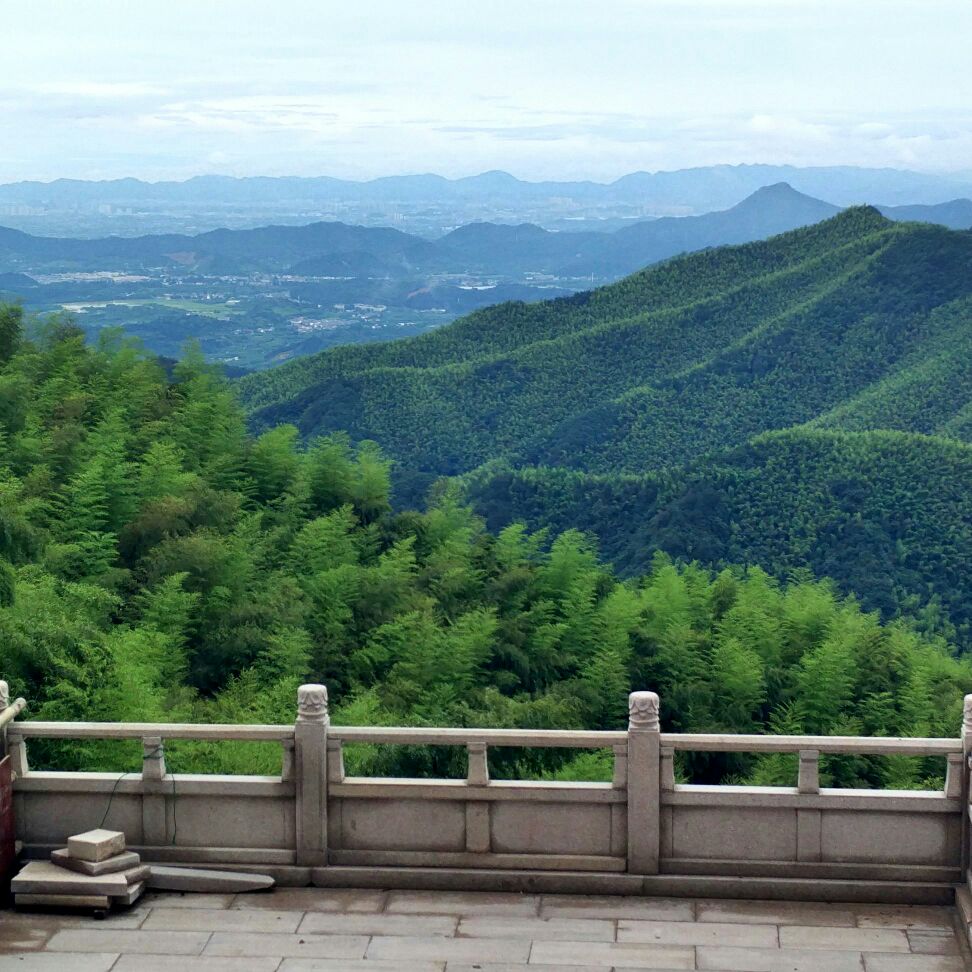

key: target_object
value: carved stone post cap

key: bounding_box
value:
[297,683,330,724]
[628,691,660,731]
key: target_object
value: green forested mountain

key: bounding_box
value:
[2,303,970,785]
[240,209,972,638]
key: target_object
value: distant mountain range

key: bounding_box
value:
[239,208,972,641]
[3,164,972,214]
[2,184,970,281]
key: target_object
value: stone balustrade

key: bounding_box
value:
[3,683,972,912]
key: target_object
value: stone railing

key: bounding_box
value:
[3,683,972,906]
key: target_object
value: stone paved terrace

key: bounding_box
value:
[1,888,971,972]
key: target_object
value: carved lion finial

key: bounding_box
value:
[963,695,972,736]
[628,691,660,731]
[297,683,329,724]
[0,680,8,711]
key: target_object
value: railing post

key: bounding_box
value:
[798,750,820,794]
[295,683,329,867]
[626,690,661,875]
[962,696,972,878]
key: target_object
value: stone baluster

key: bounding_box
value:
[140,735,168,844]
[945,752,963,799]
[6,730,27,778]
[798,750,820,794]
[281,739,296,782]
[295,683,329,866]
[326,739,345,784]
[660,746,676,792]
[626,690,661,874]
[612,743,628,789]
[141,736,166,782]
[0,679,7,759]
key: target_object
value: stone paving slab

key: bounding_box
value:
[697,944,868,971]
[45,928,211,955]
[618,917,779,947]
[385,891,540,916]
[203,931,369,959]
[696,898,857,926]
[863,955,969,972]
[279,963,445,972]
[528,939,696,968]
[113,957,283,972]
[0,954,119,972]
[539,893,695,922]
[142,906,303,932]
[298,911,459,937]
[366,934,531,963]
[456,915,615,941]
[145,892,235,909]
[779,924,911,951]
[232,889,388,913]
[855,905,957,929]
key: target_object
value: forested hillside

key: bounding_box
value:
[2,302,969,785]
[240,210,972,640]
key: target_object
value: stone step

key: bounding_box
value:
[16,893,113,910]
[52,847,142,875]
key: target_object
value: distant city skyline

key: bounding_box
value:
[4,0,972,183]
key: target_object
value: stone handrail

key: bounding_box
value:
[4,683,972,906]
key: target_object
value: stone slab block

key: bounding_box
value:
[113,957,282,972]
[12,861,148,896]
[449,966,610,972]
[51,848,141,875]
[907,929,960,954]
[67,830,126,863]
[366,935,530,963]
[231,888,387,913]
[112,882,145,906]
[45,928,211,955]
[0,955,120,972]
[203,932,369,959]
[147,866,274,892]
[539,893,694,922]
[528,940,695,968]
[779,925,910,951]
[618,918,779,947]
[456,915,614,941]
[143,907,302,933]
[298,912,457,937]
[384,890,539,916]
[15,893,112,910]
[697,945,867,971]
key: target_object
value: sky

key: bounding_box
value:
[2,0,972,184]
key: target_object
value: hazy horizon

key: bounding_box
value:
[4,0,972,184]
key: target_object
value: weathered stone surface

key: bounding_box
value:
[539,893,694,921]
[144,892,234,910]
[905,929,960,954]
[231,888,386,913]
[278,962,444,972]
[146,866,274,893]
[143,907,301,933]
[862,956,968,972]
[12,861,149,896]
[696,898,855,926]
[203,932,367,959]
[46,928,211,955]
[0,955,119,972]
[113,957,282,972]
[384,890,539,916]
[113,882,145,906]
[66,830,126,863]
[51,848,141,876]
[779,925,910,951]
[854,904,956,929]
[697,945,867,971]
[528,940,695,968]
[618,917,778,947]
[298,912,457,937]
[366,935,531,963]
[456,915,614,941]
